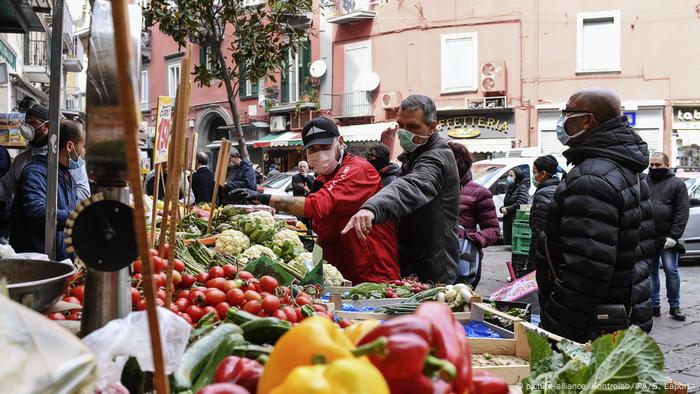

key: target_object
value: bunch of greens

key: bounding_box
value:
[522,325,667,394]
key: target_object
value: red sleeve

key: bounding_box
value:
[304,162,380,220]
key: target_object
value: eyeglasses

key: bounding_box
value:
[561,109,593,117]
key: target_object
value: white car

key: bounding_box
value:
[260,171,315,196]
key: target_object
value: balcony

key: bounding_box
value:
[141,29,151,63]
[327,0,377,24]
[62,2,74,52]
[63,35,83,72]
[24,32,49,83]
[329,91,374,118]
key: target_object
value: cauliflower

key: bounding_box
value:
[289,252,313,274]
[215,230,250,255]
[239,244,279,265]
[247,210,277,227]
[323,263,345,287]
[270,229,305,262]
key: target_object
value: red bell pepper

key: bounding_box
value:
[196,383,250,394]
[472,371,510,394]
[212,356,263,393]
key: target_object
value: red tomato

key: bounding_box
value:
[248,278,261,291]
[186,305,205,322]
[152,256,164,274]
[48,312,66,320]
[202,306,219,321]
[173,259,185,272]
[156,289,166,300]
[271,309,287,320]
[176,289,190,300]
[149,248,158,257]
[207,277,228,292]
[188,290,206,306]
[63,296,81,305]
[174,298,189,312]
[172,271,182,286]
[257,310,269,317]
[223,280,238,293]
[196,272,210,284]
[209,266,225,279]
[281,306,297,323]
[131,288,141,305]
[155,298,165,307]
[162,244,170,259]
[260,276,279,293]
[312,304,326,313]
[259,292,272,299]
[132,259,142,274]
[71,285,85,303]
[222,264,237,278]
[215,302,231,319]
[244,290,262,302]
[204,290,227,306]
[153,275,164,288]
[169,304,179,313]
[237,271,254,281]
[68,311,81,321]
[261,295,281,313]
[195,286,208,293]
[243,300,262,315]
[180,274,195,288]
[226,289,245,306]
[295,296,312,306]
[179,312,192,324]
[136,300,147,311]
[294,307,303,322]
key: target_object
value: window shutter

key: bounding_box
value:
[199,47,207,68]
[441,33,476,93]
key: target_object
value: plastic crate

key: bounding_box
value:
[515,205,531,222]
[512,236,531,255]
[512,222,531,238]
[510,253,529,273]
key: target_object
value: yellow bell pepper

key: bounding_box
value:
[269,357,390,394]
[257,317,356,394]
[344,319,381,345]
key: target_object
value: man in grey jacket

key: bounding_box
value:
[342,95,460,283]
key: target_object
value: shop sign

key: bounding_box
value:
[673,107,700,130]
[153,96,174,164]
[0,40,16,70]
[623,111,636,126]
[438,114,514,139]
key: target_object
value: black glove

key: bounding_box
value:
[230,188,271,205]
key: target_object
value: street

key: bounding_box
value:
[480,245,700,393]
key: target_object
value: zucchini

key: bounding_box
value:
[240,317,292,345]
[231,343,273,360]
[172,323,242,391]
[404,287,445,304]
[192,333,245,392]
[225,307,261,325]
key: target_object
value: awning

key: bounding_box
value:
[251,132,302,148]
[447,138,513,153]
[10,73,48,104]
[340,122,393,143]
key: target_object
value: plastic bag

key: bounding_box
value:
[0,293,97,394]
[82,307,191,392]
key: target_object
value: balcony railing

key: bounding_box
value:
[64,35,84,72]
[329,91,374,118]
[26,36,48,67]
[24,31,50,83]
[141,29,151,62]
[327,0,377,24]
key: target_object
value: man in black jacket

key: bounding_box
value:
[291,160,314,197]
[647,152,689,321]
[223,147,256,203]
[191,152,215,204]
[342,95,460,283]
[537,87,651,342]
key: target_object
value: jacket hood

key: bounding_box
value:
[460,170,472,187]
[563,115,649,173]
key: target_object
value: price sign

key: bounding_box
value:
[153,96,173,164]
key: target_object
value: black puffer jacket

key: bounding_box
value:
[630,175,655,333]
[363,133,460,284]
[537,115,650,342]
[646,169,689,241]
[528,176,560,278]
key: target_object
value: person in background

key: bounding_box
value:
[647,152,689,321]
[191,152,215,204]
[144,164,195,203]
[267,163,281,177]
[343,94,460,284]
[365,143,400,187]
[448,142,499,287]
[0,145,10,241]
[232,117,400,283]
[528,155,561,284]
[291,160,314,197]
[10,120,84,261]
[500,168,530,245]
[223,147,256,203]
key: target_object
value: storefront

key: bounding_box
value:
[437,109,515,160]
[673,105,700,169]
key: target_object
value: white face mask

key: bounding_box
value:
[307,141,341,175]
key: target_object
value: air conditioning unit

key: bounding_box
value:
[480,61,507,96]
[380,92,401,109]
[270,115,287,132]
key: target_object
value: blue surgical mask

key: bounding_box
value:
[68,149,85,170]
[506,176,515,185]
[398,128,427,153]
[556,114,588,146]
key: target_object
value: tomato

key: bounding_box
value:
[136,300,147,311]
[257,310,269,317]
[188,290,206,306]
[215,302,231,319]
[180,274,195,288]
[312,304,326,313]
[156,289,166,300]
[261,295,281,313]
[294,307,303,322]
[132,259,142,274]
[243,300,262,315]
[203,306,219,321]
[196,272,210,284]
[244,290,262,302]
[179,312,193,324]
[48,312,66,320]
[237,271,254,281]
[248,278,261,292]
[260,276,279,293]
[281,306,297,323]
[207,277,228,292]
[173,259,185,273]
[71,285,85,303]
[131,287,141,305]
[222,264,237,278]
[226,289,245,306]
[259,292,272,299]
[176,289,190,300]
[152,256,164,274]
[162,244,170,259]
[174,298,189,312]
[132,273,143,282]
[295,296,312,306]
[204,289,227,306]
[172,271,182,286]
[68,311,81,321]
[153,274,164,288]
[209,266,225,279]
[155,298,165,307]
[63,296,81,305]
[272,309,287,320]
[186,305,205,322]
[195,286,208,293]
[169,304,179,313]
[149,248,158,257]
[223,280,238,293]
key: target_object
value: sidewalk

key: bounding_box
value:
[480,245,700,393]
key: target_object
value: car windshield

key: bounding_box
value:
[471,163,506,186]
[262,174,290,189]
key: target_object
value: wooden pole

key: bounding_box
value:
[184,136,192,211]
[165,46,192,307]
[109,0,169,392]
[207,139,231,234]
[149,163,161,247]
[157,141,175,258]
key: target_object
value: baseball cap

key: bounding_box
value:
[26,105,49,122]
[302,117,340,149]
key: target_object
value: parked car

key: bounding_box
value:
[680,175,700,259]
[259,171,315,196]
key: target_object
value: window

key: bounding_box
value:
[239,62,260,99]
[140,70,149,110]
[281,40,311,103]
[167,62,181,98]
[199,46,216,71]
[577,11,621,73]
[441,32,478,94]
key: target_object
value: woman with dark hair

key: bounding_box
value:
[448,142,500,286]
[501,167,530,245]
[10,119,84,260]
[526,155,562,278]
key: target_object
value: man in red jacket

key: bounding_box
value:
[233,117,399,283]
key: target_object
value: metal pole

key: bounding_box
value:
[45,0,65,260]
